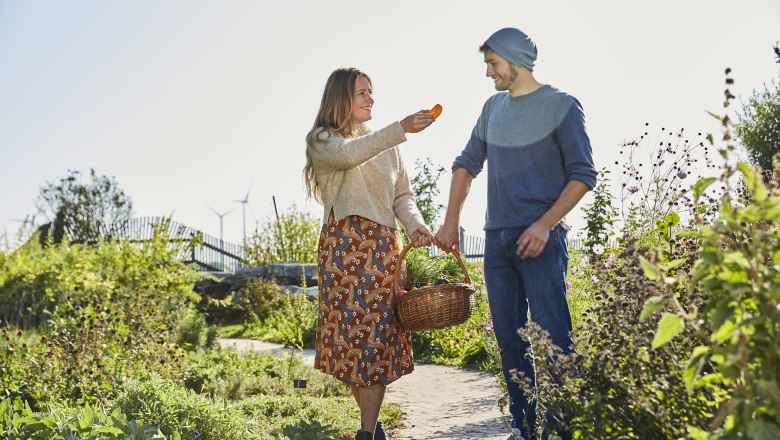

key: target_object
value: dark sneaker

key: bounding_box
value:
[374,421,387,440]
[355,430,373,440]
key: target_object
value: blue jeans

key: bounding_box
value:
[484,225,573,438]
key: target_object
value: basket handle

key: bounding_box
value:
[392,243,472,296]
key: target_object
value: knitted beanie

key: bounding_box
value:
[484,27,538,71]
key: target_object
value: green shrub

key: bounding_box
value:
[182,348,346,401]
[274,419,339,440]
[241,279,288,322]
[646,160,780,438]
[245,204,320,266]
[0,228,202,328]
[175,306,216,351]
[114,375,260,440]
[513,238,716,439]
[243,291,317,350]
[238,394,401,440]
[0,396,164,440]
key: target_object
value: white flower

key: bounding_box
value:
[592,244,606,255]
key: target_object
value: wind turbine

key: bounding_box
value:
[206,204,236,270]
[232,182,252,244]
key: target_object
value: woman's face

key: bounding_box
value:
[351,76,373,123]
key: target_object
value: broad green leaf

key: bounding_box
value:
[711,305,734,330]
[664,211,681,226]
[640,296,669,321]
[687,425,711,440]
[711,318,736,343]
[78,410,94,430]
[692,177,717,202]
[747,420,780,440]
[665,258,687,270]
[639,256,660,281]
[685,346,710,392]
[737,161,767,202]
[652,313,684,349]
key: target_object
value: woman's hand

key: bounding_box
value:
[410,226,434,247]
[400,111,435,133]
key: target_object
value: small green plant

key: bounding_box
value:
[274,419,339,440]
[174,305,216,351]
[245,204,320,266]
[581,168,618,258]
[0,396,164,440]
[114,375,260,440]
[410,157,446,230]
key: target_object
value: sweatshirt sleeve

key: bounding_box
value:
[308,122,407,173]
[555,98,597,190]
[452,99,491,177]
[393,152,426,234]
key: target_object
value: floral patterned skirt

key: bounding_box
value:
[313,215,414,387]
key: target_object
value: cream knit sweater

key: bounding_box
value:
[307,121,425,234]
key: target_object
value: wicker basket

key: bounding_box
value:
[393,243,476,331]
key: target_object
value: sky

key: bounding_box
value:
[1,0,779,247]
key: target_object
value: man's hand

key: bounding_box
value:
[515,221,551,259]
[410,226,434,247]
[434,222,459,252]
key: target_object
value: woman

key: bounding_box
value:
[305,67,435,440]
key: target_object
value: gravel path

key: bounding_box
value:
[218,338,511,440]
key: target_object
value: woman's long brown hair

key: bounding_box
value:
[304,67,371,203]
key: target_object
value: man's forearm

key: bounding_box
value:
[536,180,591,229]
[444,168,474,225]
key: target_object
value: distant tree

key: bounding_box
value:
[35,169,133,243]
[734,46,780,173]
[411,157,445,230]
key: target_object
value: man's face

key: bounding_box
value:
[483,50,519,91]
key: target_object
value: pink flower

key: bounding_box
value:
[605,254,617,267]
[475,267,484,274]
[565,279,573,289]
[591,275,599,283]
[487,320,494,332]
[628,185,639,194]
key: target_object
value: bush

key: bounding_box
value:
[182,348,347,401]
[0,396,164,440]
[238,394,402,440]
[0,228,202,328]
[175,306,217,351]
[245,204,320,266]
[114,375,261,440]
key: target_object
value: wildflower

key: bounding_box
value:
[487,320,494,332]
[591,275,599,283]
[592,244,606,255]
[475,267,483,274]
[570,265,579,274]
[565,279,572,289]
[581,256,590,264]
[604,254,617,267]
[627,185,639,194]
[676,170,688,179]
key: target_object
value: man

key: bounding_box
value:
[434,27,597,440]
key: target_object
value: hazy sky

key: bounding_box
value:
[2,0,779,246]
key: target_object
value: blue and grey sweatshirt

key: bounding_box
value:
[453,85,597,231]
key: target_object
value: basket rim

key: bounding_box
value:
[392,243,474,305]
